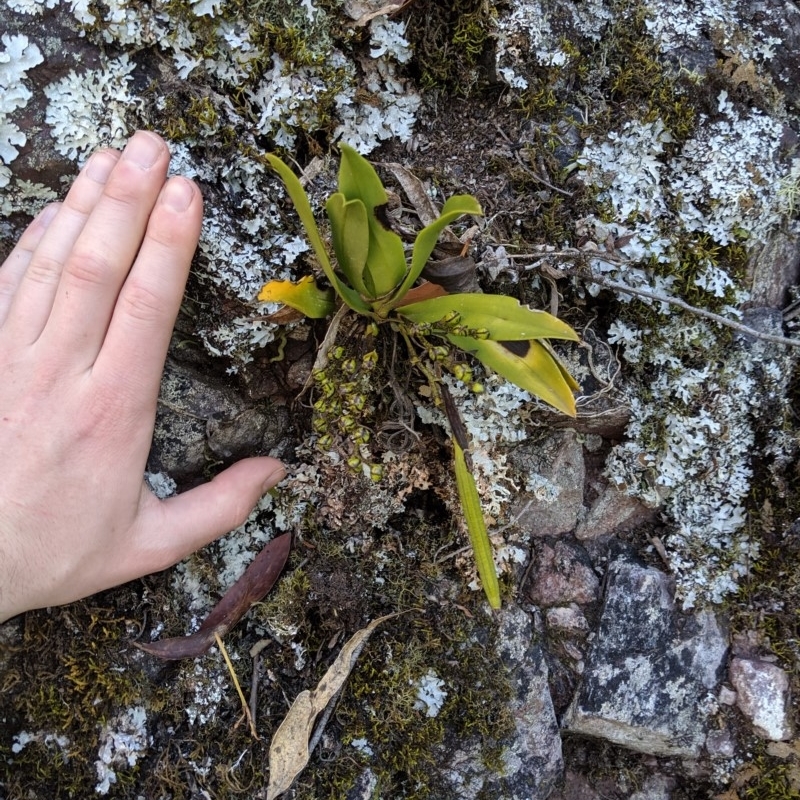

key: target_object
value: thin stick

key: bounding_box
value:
[520,254,800,350]
[215,632,259,740]
[582,272,800,349]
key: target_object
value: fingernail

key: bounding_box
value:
[123,130,165,169]
[262,464,287,493]
[35,203,60,230]
[84,150,119,183]
[161,177,195,211]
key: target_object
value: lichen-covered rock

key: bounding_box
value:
[438,605,563,800]
[510,431,586,537]
[729,656,794,741]
[148,359,290,481]
[575,481,658,541]
[563,558,728,757]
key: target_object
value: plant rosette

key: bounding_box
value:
[259,144,579,608]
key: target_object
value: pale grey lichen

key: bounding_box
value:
[43,56,138,162]
[0,33,43,188]
[94,706,149,795]
[644,0,782,62]
[413,669,448,717]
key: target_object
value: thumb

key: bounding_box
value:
[140,457,286,570]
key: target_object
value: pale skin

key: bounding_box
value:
[0,130,286,623]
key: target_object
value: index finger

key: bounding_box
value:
[92,176,203,400]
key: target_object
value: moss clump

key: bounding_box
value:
[2,591,168,797]
[401,0,497,93]
[291,604,514,800]
[582,2,699,143]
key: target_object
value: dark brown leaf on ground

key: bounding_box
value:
[135,533,292,660]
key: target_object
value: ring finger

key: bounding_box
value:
[2,148,120,344]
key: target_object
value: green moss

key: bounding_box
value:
[583,2,699,143]
[401,0,497,93]
[291,603,514,800]
[2,594,168,797]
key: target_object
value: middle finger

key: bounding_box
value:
[40,131,171,369]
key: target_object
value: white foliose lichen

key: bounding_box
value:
[183,656,229,727]
[413,669,448,717]
[11,730,70,756]
[0,33,43,188]
[573,66,796,608]
[644,0,782,62]
[415,373,529,521]
[334,18,420,153]
[43,55,138,162]
[670,91,786,246]
[494,2,571,89]
[602,313,792,608]
[94,706,149,795]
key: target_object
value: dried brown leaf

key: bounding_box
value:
[265,612,402,799]
[135,533,292,660]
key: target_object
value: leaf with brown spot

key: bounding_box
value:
[135,533,292,660]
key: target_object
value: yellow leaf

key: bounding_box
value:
[258,276,335,319]
[266,612,405,799]
[449,335,577,416]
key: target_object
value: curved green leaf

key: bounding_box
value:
[267,154,370,314]
[337,144,406,300]
[258,276,336,319]
[338,142,388,207]
[397,294,579,341]
[365,222,407,299]
[448,335,577,416]
[452,437,501,609]
[388,195,483,308]
[326,193,371,296]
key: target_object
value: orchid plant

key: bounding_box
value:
[259,144,578,608]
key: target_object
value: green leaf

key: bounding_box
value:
[365,220,407,299]
[258,276,336,319]
[452,437,501,609]
[326,193,371,296]
[448,335,577,416]
[388,194,483,308]
[337,143,406,300]
[267,154,370,315]
[397,294,579,341]
[338,142,389,208]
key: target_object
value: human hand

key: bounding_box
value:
[0,131,285,622]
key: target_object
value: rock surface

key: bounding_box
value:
[563,559,728,757]
[729,657,794,741]
[439,606,563,800]
[148,359,291,482]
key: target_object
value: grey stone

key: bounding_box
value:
[706,727,736,758]
[547,770,601,800]
[729,657,793,741]
[545,604,590,634]
[526,539,600,607]
[439,605,563,800]
[575,482,657,541]
[746,229,800,308]
[510,431,586,537]
[629,774,675,800]
[563,559,728,757]
[148,359,290,481]
[345,768,378,800]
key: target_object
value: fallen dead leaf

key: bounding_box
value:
[135,533,291,660]
[265,612,405,799]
